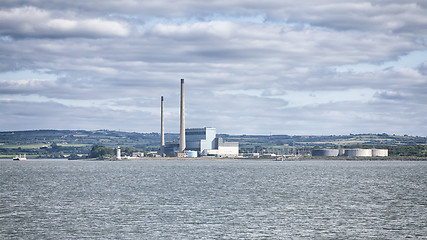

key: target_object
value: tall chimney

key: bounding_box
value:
[179,79,186,152]
[160,96,165,154]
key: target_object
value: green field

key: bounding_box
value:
[1,143,48,149]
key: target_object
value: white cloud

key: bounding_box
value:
[0,6,130,38]
[262,89,286,97]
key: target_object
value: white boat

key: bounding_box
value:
[13,154,27,161]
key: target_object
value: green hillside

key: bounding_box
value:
[0,130,426,158]
[0,130,170,159]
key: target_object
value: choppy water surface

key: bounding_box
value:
[1,159,426,239]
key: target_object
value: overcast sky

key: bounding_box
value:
[1,1,426,136]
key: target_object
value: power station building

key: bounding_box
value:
[161,127,239,157]
[159,79,239,158]
[186,127,217,153]
[185,127,239,157]
[205,137,240,157]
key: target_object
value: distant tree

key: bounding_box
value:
[51,142,60,149]
[89,145,114,159]
[68,153,85,160]
[121,147,133,156]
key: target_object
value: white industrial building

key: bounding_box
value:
[185,127,217,153]
[186,127,239,157]
[204,138,240,158]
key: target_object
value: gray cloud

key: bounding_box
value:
[374,91,405,100]
[0,99,157,132]
[0,1,426,135]
[418,62,427,75]
[2,1,426,34]
[272,1,427,34]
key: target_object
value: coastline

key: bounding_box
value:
[2,156,427,161]
[85,156,427,161]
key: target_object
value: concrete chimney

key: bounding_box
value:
[179,79,186,152]
[160,96,165,155]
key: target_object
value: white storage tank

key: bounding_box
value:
[311,149,339,156]
[187,150,198,158]
[345,148,372,157]
[372,149,388,157]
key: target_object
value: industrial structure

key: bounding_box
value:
[312,148,388,157]
[160,96,165,156]
[206,137,239,157]
[116,146,121,160]
[311,149,339,157]
[185,127,239,157]
[185,127,217,153]
[159,79,239,158]
[372,149,389,157]
[179,79,185,153]
[345,149,373,157]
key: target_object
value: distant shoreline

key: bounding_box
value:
[2,156,427,161]
[303,156,427,161]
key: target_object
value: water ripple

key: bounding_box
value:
[1,160,426,239]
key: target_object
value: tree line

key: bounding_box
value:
[88,145,135,159]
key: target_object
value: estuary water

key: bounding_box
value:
[1,159,426,239]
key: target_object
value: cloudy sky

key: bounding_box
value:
[1,1,426,136]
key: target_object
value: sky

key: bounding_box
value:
[0,1,426,136]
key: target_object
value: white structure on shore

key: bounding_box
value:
[116,146,121,160]
[185,127,239,157]
[186,127,217,153]
[345,148,373,157]
[204,137,239,157]
[312,148,388,157]
[372,149,389,157]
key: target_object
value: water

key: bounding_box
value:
[1,159,426,239]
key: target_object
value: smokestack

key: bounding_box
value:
[179,79,186,152]
[160,96,165,153]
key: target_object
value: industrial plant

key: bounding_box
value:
[312,148,388,157]
[158,79,239,158]
[113,79,391,160]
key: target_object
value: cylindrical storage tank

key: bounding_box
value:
[338,148,345,156]
[311,149,339,156]
[187,151,198,158]
[345,148,372,157]
[372,149,388,157]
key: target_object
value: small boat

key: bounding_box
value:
[13,154,27,161]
